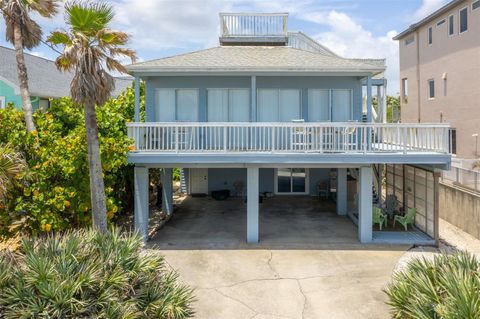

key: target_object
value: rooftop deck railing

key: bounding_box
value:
[220,13,288,38]
[127,122,451,155]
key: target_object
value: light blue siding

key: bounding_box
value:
[145,76,363,123]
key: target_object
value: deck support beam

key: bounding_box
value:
[358,165,373,243]
[336,168,348,215]
[134,166,149,240]
[247,166,259,243]
[162,168,174,215]
[134,76,140,122]
[366,75,372,122]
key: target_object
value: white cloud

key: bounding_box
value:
[298,11,399,95]
[413,0,449,21]
[112,0,232,53]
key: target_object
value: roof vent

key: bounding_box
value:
[219,13,288,46]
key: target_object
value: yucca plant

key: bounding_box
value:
[0,228,194,318]
[385,251,480,319]
[0,143,26,202]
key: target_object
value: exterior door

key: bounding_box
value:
[190,168,208,194]
[275,168,309,194]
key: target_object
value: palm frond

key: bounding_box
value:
[0,144,26,202]
[65,0,114,35]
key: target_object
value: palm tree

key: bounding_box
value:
[1,0,58,132]
[48,1,136,233]
[0,144,26,202]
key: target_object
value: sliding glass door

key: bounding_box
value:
[276,168,308,194]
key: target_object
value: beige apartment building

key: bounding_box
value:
[394,0,480,161]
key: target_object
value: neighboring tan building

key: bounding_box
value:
[394,0,480,161]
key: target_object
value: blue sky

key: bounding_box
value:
[0,0,450,95]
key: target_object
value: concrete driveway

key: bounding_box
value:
[147,196,407,318]
[152,248,405,319]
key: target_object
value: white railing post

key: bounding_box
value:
[175,126,179,153]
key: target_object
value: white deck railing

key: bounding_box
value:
[220,13,288,37]
[127,122,450,155]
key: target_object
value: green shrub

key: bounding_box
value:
[0,228,194,318]
[385,251,480,319]
[0,84,144,236]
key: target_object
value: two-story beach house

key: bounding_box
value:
[393,0,480,163]
[127,13,451,245]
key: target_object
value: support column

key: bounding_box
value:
[366,76,372,122]
[336,168,348,215]
[134,166,149,240]
[358,166,373,243]
[382,81,388,123]
[161,168,173,215]
[433,171,441,247]
[134,75,140,122]
[247,167,259,243]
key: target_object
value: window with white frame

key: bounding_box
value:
[401,78,408,103]
[308,89,330,121]
[404,35,415,45]
[154,88,199,121]
[428,27,433,44]
[428,79,435,99]
[331,89,352,122]
[448,14,455,35]
[0,96,5,109]
[207,88,250,122]
[257,89,301,122]
[473,0,480,11]
[460,7,468,33]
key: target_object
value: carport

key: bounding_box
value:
[148,195,360,249]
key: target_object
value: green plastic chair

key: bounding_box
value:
[394,208,416,231]
[373,207,387,230]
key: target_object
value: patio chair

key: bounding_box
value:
[394,208,416,231]
[382,194,398,219]
[372,206,387,230]
[317,181,329,199]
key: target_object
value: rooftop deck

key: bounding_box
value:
[219,13,288,45]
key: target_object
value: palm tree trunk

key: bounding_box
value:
[13,23,36,132]
[84,100,108,233]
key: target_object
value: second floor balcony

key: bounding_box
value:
[127,122,450,156]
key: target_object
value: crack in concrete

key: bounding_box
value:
[213,287,259,317]
[295,279,307,319]
[267,251,280,278]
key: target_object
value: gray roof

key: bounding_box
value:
[127,46,386,75]
[0,46,132,98]
[393,0,461,40]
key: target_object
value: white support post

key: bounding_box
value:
[251,76,257,122]
[382,81,388,123]
[247,167,259,243]
[366,76,372,123]
[134,76,140,122]
[134,166,149,241]
[162,168,173,215]
[358,166,373,243]
[336,168,348,216]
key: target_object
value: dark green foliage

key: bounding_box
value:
[385,251,480,319]
[0,84,145,236]
[0,228,194,318]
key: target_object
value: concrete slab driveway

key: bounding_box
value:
[151,248,404,319]
[146,197,406,318]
